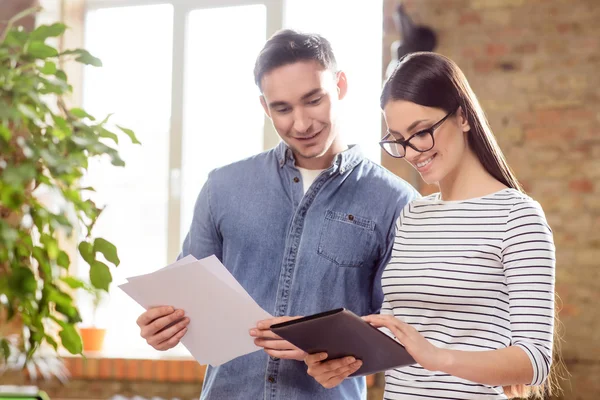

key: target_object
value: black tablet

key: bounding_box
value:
[271,308,415,376]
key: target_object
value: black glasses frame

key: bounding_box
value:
[379,109,456,159]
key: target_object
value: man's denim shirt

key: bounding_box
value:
[180,142,419,400]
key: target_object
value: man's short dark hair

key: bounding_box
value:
[254,29,338,90]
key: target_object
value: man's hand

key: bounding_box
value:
[305,353,362,389]
[137,306,189,351]
[250,316,306,361]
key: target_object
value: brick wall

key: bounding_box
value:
[382,0,600,398]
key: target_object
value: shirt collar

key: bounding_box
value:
[275,141,364,175]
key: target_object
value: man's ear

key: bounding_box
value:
[336,71,348,100]
[260,95,271,118]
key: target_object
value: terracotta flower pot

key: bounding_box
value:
[80,327,106,353]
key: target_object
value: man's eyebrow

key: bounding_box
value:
[268,89,324,108]
[301,88,323,100]
[268,100,290,108]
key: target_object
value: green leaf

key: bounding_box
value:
[70,107,95,120]
[59,325,82,355]
[94,238,120,267]
[47,286,74,308]
[32,246,51,278]
[57,250,70,269]
[99,128,118,144]
[0,125,10,141]
[116,125,141,144]
[17,103,43,125]
[109,151,126,167]
[90,260,112,291]
[31,23,66,41]
[65,49,102,67]
[10,267,38,295]
[2,164,37,186]
[78,241,94,265]
[60,276,85,289]
[41,61,57,74]
[4,29,29,48]
[98,113,114,125]
[27,41,59,58]
[0,339,10,362]
[40,234,59,260]
[55,302,82,324]
[55,69,67,81]
[40,149,60,168]
[45,335,59,351]
[52,114,69,132]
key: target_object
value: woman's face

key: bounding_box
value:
[383,100,470,185]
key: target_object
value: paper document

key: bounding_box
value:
[119,255,272,366]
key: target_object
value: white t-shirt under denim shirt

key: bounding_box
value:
[297,167,326,194]
[382,188,555,399]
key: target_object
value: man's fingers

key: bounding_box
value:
[137,306,174,327]
[322,361,362,388]
[141,310,186,338]
[155,327,188,351]
[305,352,328,366]
[264,349,306,360]
[250,329,281,340]
[254,338,299,351]
[308,356,356,377]
[147,317,190,346]
[256,316,302,330]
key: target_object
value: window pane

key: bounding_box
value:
[284,0,383,163]
[81,4,174,356]
[180,5,266,240]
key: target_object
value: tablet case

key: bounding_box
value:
[270,308,415,376]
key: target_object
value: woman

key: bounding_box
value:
[305,52,560,399]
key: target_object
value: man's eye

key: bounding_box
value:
[308,97,322,105]
[415,130,430,138]
[275,108,290,113]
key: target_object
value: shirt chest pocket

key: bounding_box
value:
[317,210,377,268]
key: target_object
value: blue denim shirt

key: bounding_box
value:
[180,142,419,400]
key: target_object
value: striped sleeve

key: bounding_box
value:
[378,215,403,338]
[501,199,555,386]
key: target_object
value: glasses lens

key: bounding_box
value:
[382,142,405,158]
[409,131,434,152]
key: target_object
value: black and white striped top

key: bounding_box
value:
[382,188,555,400]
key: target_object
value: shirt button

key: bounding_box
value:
[348,214,355,221]
[293,177,300,183]
[268,375,276,383]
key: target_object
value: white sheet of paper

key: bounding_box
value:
[119,256,272,366]
[125,255,197,282]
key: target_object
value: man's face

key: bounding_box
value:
[260,60,347,169]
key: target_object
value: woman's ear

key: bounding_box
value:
[457,106,471,133]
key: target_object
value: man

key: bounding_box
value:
[135,30,419,399]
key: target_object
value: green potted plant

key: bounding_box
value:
[0,7,139,370]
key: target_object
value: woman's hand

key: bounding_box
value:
[363,314,449,372]
[304,352,363,389]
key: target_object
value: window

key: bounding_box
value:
[80,0,383,358]
[180,5,267,240]
[80,3,175,357]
